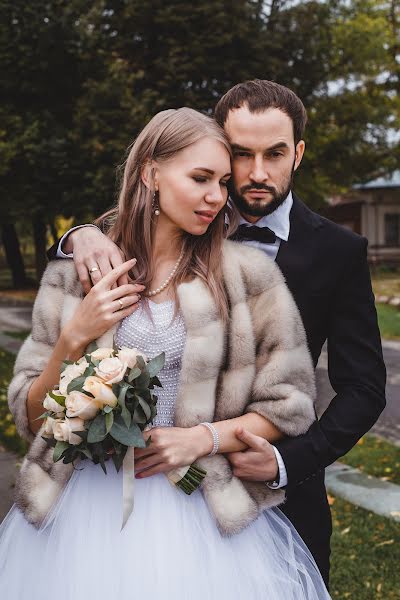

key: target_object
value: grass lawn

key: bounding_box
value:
[341,435,400,486]
[330,497,400,599]
[372,268,400,298]
[376,303,400,341]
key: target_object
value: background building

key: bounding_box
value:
[326,171,400,264]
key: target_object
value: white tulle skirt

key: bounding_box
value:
[0,461,330,599]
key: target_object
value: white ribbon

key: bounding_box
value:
[166,465,191,485]
[121,447,135,530]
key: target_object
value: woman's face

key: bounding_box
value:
[154,137,231,236]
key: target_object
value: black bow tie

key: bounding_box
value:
[230,224,277,244]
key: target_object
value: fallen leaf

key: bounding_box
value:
[341,526,351,535]
[375,539,394,547]
[377,583,382,592]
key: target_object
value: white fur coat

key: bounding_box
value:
[8,240,316,535]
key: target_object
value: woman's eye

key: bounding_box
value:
[220,180,229,187]
[193,176,207,183]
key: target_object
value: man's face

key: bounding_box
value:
[223,106,305,222]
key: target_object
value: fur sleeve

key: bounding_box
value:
[245,281,316,436]
[7,262,74,442]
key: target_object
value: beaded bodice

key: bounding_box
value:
[114,300,186,427]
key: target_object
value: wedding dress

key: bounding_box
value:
[0,300,330,599]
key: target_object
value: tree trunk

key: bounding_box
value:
[1,222,28,288]
[33,214,48,282]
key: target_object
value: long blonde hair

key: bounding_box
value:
[96,108,238,320]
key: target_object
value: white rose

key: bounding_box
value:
[43,416,58,436]
[82,376,118,408]
[65,390,99,420]
[94,357,128,384]
[53,417,85,446]
[117,347,147,369]
[59,360,89,395]
[43,392,65,415]
[90,347,115,361]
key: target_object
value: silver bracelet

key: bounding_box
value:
[199,422,219,456]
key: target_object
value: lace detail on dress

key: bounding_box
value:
[114,300,186,427]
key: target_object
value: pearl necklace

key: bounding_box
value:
[146,249,184,297]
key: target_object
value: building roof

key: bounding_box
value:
[353,170,400,190]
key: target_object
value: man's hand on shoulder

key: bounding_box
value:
[63,226,131,294]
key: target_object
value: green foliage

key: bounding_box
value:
[1,0,399,227]
[341,434,400,485]
[330,497,400,598]
[376,304,400,341]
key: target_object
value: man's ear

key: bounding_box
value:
[294,140,305,171]
[141,160,159,191]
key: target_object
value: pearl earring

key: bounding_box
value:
[152,190,160,216]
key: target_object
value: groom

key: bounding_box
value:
[48,80,386,585]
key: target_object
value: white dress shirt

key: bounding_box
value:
[56,192,294,487]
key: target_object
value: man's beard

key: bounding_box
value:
[229,164,295,218]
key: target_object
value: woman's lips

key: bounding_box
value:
[195,211,216,224]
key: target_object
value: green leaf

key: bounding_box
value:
[147,352,165,378]
[53,441,69,462]
[86,341,98,354]
[41,435,57,448]
[61,360,74,373]
[151,376,163,388]
[133,404,147,424]
[110,415,146,447]
[79,447,93,460]
[35,411,51,420]
[112,450,126,472]
[49,390,66,406]
[136,355,146,370]
[87,414,108,443]
[66,375,88,395]
[82,364,95,378]
[127,367,141,382]
[138,397,151,421]
[105,411,114,433]
[118,385,132,428]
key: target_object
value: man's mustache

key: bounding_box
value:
[240,184,276,194]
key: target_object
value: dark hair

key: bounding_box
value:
[214,79,307,145]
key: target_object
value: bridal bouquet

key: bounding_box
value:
[40,344,206,495]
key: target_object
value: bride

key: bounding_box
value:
[0,107,330,599]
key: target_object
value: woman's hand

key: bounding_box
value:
[134,426,213,478]
[62,259,145,351]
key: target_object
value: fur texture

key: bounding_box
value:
[8,241,315,533]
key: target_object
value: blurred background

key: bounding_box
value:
[0,1,399,597]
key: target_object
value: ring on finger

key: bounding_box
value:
[89,266,100,276]
[118,298,124,310]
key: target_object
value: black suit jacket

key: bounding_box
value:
[273,195,386,583]
[47,195,386,585]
